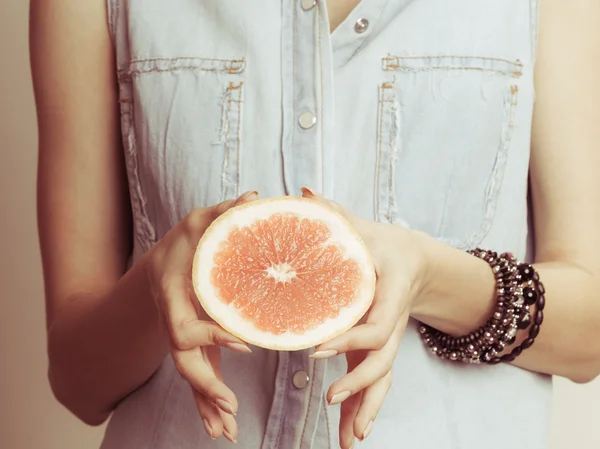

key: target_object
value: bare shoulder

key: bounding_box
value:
[529,0,600,268]
[30,0,132,326]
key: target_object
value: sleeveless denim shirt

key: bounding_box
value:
[101,1,552,448]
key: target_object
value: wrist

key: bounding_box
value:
[408,233,497,335]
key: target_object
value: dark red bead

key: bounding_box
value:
[517,313,532,330]
[538,282,545,294]
[535,310,544,325]
[518,264,535,280]
[501,354,515,362]
[488,358,502,365]
[529,324,540,339]
[537,294,545,311]
[521,338,535,349]
[511,347,523,357]
[523,287,538,305]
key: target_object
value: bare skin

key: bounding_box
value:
[327,0,362,31]
[31,0,600,448]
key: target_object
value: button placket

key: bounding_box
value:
[269,3,325,446]
[289,0,322,192]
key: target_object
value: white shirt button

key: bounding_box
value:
[292,370,310,389]
[298,111,317,129]
[301,0,317,11]
[354,18,369,34]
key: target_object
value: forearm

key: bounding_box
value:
[47,253,168,425]
[410,231,600,383]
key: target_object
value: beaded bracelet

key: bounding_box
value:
[419,249,545,365]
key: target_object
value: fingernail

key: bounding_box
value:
[301,187,319,197]
[328,390,351,405]
[226,342,253,354]
[203,418,215,440]
[235,190,258,205]
[223,429,237,444]
[310,349,338,359]
[361,420,373,440]
[215,398,236,416]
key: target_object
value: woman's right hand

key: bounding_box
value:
[145,190,259,443]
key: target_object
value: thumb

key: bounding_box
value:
[301,187,360,227]
[233,190,259,206]
[210,190,259,220]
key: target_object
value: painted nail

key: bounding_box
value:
[300,187,320,197]
[361,420,373,440]
[203,418,215,440]
[223,429,237,444]
[310,349,338,359]
[234,190,258,204]
[329,390,351,405]
[226,342,253,354]
[215,398,236,416]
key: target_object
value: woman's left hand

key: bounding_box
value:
[301,188,428,449]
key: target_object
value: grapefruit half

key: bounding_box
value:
[192,196,376,351]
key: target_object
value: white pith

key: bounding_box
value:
[192,197,376,351]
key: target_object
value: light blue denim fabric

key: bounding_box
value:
[101,1,552,448]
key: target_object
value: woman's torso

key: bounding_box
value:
[101,1,552,448]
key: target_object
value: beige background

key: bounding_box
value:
[1,1,599,449]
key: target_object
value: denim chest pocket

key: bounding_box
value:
[117,57,245,251]
[376,55,522,249]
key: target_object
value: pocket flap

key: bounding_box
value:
[119,57,246,80]
[383,55,523,78]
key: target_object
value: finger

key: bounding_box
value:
[193,390,224,440]
[354,370,392,441]
[327,350,392,405]
[313,277,409,357]
[159,275,202,350]
[328,319,406,404]
[173,347,239,416]
[213,190,259,220]
[339,390,361,449]
[210,347,239,444]
[220,409,239,444]
[176,320,252,353]
[231,190,259,208]
[160,276,251,352]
